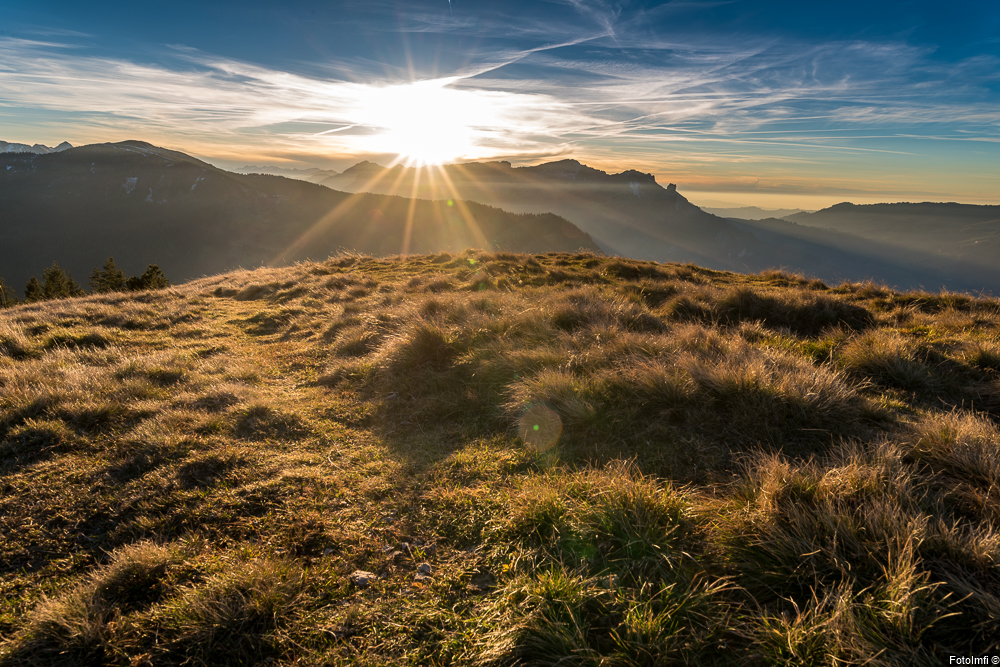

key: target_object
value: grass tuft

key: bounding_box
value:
[156,558,307,665]
[235,404,310,440]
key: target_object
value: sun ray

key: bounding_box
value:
[401,167,423,255]
[380,162,413,198]
[270,191,365,266]
[431,164,492,251]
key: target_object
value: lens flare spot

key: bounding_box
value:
[518,404,563,453]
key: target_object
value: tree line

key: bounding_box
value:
[0,257,169,308]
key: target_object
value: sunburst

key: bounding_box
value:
[357,79,484,166]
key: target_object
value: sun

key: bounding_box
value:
[358,79,483,165]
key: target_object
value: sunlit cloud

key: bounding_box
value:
[1,6,998,207]
[0,37,602,165]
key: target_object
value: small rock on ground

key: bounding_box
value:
[417,562,432,575]
[350,570,377,587]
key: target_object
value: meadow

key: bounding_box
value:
[1,250,998,665]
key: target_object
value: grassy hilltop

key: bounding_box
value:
[1,250,999,665]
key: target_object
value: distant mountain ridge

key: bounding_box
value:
[303,158,765,271]
[0,140,72,154]
[294,158,999,293]
[233,165,338,179]
[0,141,600,295]
[781,202,1000,294]
[704,206,808,220]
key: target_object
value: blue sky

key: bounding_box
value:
[1,0,998,207]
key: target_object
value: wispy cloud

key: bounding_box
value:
[1,10,997,202]
[0,37,599,162]
[15,25,94,39]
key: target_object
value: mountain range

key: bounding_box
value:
[0,142,599,294]
[297,159,762,270]
[2,141,998,297]
[0,140,72,154]
[289,159,998,295]
[782,203,1000,288]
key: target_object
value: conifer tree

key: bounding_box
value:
[23,277,43,303]
[0,278,17,308]
[89,257,128,293]
[127,265,170,291]
[40,263,85,300]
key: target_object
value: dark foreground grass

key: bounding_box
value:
[1,251,999,665]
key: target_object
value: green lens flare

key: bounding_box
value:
[518,404,563,453]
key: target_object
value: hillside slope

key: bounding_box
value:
[728,216,987,294]
[0,142,600,294]
[783,202,1000,293]
[1,251,999,664]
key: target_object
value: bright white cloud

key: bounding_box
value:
[0,31,997,201]
[0,37,599,163]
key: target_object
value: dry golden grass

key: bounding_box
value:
[1,250,998,665]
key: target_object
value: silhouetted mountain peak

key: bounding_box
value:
[525,159,591,179]
[343,160,385,173]
[525,159,655,185]
[618,169,658,185]
[543,159,582,168]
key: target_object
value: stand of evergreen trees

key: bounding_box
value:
[89,257,169,294]
[0,258,170,308]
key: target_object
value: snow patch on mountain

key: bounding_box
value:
[0,140,72,154]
